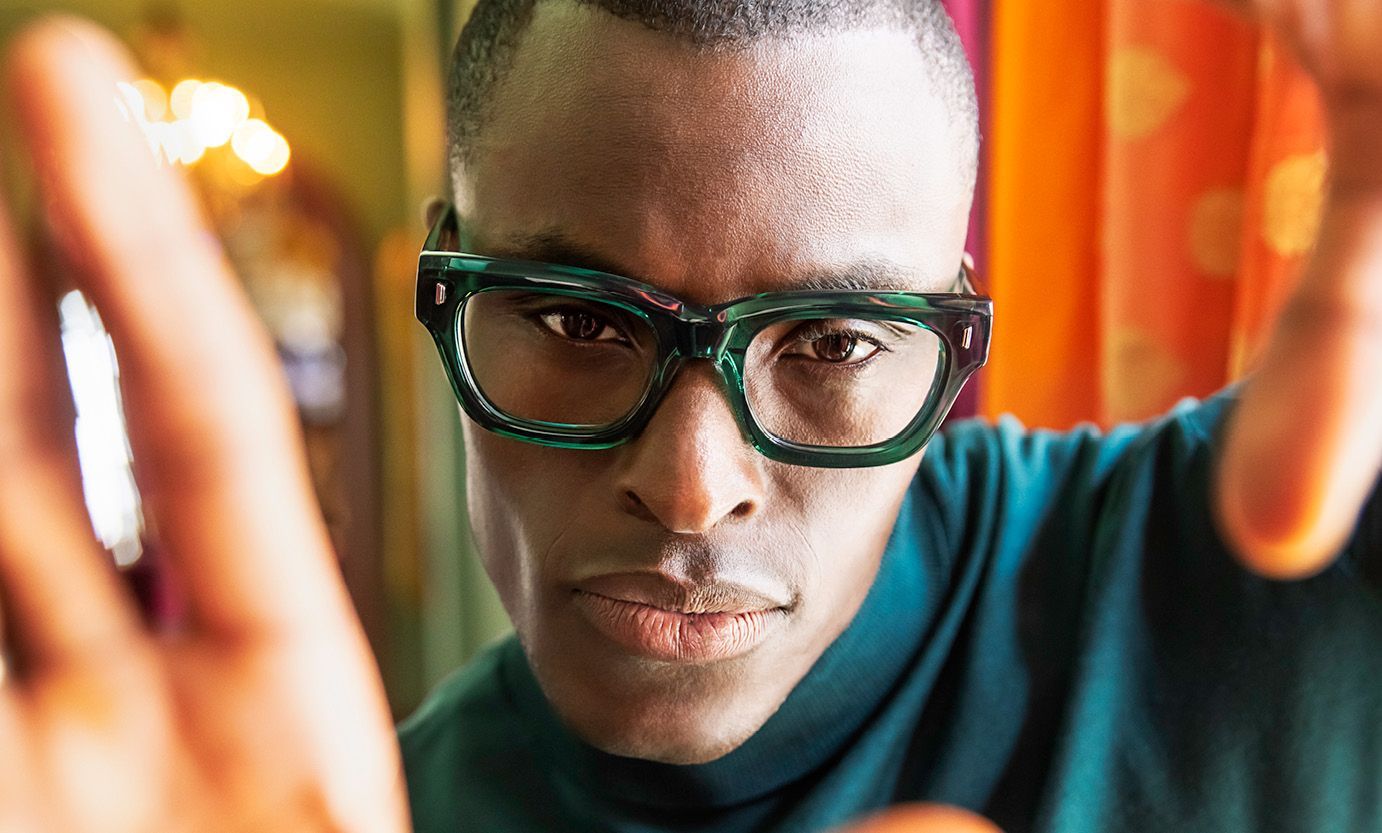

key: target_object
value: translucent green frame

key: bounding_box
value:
[416,203,993,468]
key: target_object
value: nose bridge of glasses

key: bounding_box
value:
[652,314,753,444]
[672,314,731,360]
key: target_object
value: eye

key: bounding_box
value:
[537,307,628,344]
[784,324,889,366]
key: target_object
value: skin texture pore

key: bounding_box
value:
[454,2,973,764]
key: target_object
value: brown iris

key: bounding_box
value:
[813,333,858,363]
[559,310,607,340]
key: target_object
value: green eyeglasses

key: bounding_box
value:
[415,203,992,468]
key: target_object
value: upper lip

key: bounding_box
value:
[574,571,793,615]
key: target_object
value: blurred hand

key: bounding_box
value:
[1215,0,1382,579]
[835,804,1004,833]
[1222,0,1382,100]
[0,17,408,832]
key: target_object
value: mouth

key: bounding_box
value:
[570,572,793,664]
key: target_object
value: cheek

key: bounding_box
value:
[463,423,615,620]
[776,458,918,549]
[773,457,921,627]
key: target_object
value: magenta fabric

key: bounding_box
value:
[942,0,989,422]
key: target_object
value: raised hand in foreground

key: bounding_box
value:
[1213,0,1382,579]
[0,18,408,832]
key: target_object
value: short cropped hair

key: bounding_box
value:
[446,0,979,191]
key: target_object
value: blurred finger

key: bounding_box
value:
[1216,207,1382,578]
[838,804,1004,833]
[0,687,41,830]
[0,146,143,672]
[5,18,353,641]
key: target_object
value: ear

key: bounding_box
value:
[421,196,448,230]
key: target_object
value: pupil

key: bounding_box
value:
[816,333,856,363]
[563,311,601,340]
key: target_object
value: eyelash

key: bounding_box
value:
[529,306,632,345]
[772,325,891,373]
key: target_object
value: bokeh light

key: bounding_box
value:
[170,119,207,165]
[132,78,168,121]
[232,118,292,175]
[119,76,291,178]
[58,290,144,568]
[169,78,202,120]
[189,81,250,147]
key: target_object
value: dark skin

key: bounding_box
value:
[0,1,1377,830]
[457,2,970,765]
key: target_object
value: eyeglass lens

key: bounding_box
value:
[743,317,941,447]
[459,288,943,448]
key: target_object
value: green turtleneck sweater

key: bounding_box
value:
[398,388,1382,832]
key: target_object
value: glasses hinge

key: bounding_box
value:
[434,282,448,305]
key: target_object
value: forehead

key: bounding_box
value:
[458,2,972,303]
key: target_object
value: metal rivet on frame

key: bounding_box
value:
[435,283,448,305]
[961,326,972,350]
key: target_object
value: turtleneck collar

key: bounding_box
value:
[500,486,939,810]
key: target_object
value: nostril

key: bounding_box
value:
[621,489,656,522]
[620,489,756,529]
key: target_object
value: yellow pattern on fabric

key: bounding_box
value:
[1189,189,1246,277]
[1263,150,1328,257]
[1108,47,1191,139]
[1106,326,1188,422]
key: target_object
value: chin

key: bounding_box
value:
[572,694,773,764]
[533,641,796,764]
[512,580,820,765]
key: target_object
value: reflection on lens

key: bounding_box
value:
[744,316,942,448]
[461,289,657,428]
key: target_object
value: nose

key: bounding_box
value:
[614,363,765,533]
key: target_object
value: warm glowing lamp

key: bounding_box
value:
[169,78,202,120]
[232,118,291,176]
[132,78,168,121]
[189,81,250,147]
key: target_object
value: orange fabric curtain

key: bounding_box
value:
[982,0,1326,429]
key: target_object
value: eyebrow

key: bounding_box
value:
[484,232,648,282]
[486,230,951,294]
[793,260,947,293]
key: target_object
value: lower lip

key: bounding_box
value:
[571,590,786,663]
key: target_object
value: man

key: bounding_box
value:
[0,0,1378,830]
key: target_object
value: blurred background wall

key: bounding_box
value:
[2,0,413,245]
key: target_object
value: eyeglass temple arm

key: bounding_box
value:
[953,257,987,296]
[424,200,461,252]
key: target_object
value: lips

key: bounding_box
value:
[571,572,792,663]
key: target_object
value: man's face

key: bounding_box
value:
[455,3,972,765]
